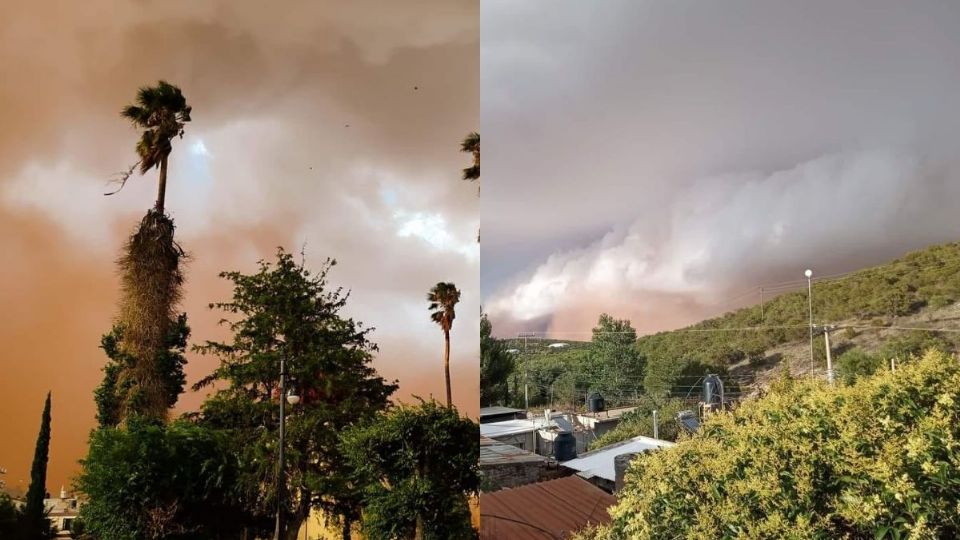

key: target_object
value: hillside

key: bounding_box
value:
[638,241,960,396]
[503,241,960,411]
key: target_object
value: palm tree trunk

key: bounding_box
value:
[341,516,351,540]
[156,154,168,213]
[444,328,452,407]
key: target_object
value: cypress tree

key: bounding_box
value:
[23,392,51,539]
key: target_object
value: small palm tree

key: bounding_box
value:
[428,282,461,407]
[117,81,192,214]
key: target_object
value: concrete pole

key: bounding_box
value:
[824,326,834,385]
[760,287,764,325]
[652,410,659,439]
[806,270,814,370]
[524,370,529,411]
[274,354,286,540]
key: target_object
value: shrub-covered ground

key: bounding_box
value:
[578,349,960,539]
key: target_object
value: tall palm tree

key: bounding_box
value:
[119,80,192,214]
[428,282,461,407]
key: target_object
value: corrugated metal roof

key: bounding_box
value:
[480,436,552,466]
[561,435,674,482]
[480,476,616,539]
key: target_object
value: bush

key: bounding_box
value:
[76,420,249,540]
[929,295,953,309]
[835,348,884,385]
[589,349,960,540]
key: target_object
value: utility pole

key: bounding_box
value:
[805,269,814,369]
[652,410,659,439]
[274,354,286,540]
[823,326,834,385]
[520,333,531,410]
[760,287,764,325]
[524,369,529,411]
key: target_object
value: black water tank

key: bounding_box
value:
[614,452,640,492]
[587,392,605,413]
[554,432,577,461]
[703,374,723,407]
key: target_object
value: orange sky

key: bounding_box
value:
[0,0,478,495]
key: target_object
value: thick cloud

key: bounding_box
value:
[1,0,477,494]
[482,0,960,337]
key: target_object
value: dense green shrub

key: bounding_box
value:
[583,349,960,539]
[835,348,884,385]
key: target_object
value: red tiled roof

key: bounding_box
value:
[480,475,616,539]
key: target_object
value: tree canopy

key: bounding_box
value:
[194,248,397,537]
[341,400,480,540]
[480,314,513,406]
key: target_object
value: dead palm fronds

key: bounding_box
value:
[116,210,185,421]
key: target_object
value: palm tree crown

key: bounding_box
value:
[428,282,460,332]
[120,81,191,212]
[461,132,479,181]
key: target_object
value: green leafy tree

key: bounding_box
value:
[427,282,461,407]
[22,392,52,540]
[590,314,642,403]
[342,400,480,540]
[193,248,397,538]
[94,314,188,428]
[480,314,513,406]
[585,349,960,539]
[76,419,249,540]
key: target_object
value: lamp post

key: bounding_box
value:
[805,269,814,369]
[274,356,300,540]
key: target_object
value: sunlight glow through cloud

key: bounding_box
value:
[190,139,210,156]
[394,210,478,260]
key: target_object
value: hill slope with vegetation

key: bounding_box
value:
[639,241,960,397]
[489,241,960,445]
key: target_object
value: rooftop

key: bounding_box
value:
[561,435,675,482]
[480,436,552,467]
[576,406,638,422]
[480,418,555,438]
[480,406,525,418]
[480,475,616,539]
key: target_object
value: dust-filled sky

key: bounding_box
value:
[0,0,478,495]
[482,0,960,337]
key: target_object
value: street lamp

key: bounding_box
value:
[274,357,299,540]
[805,269,814,369]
